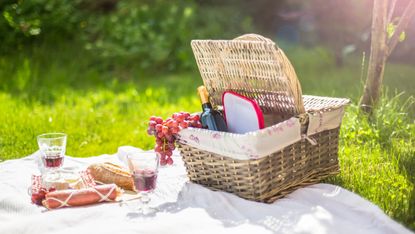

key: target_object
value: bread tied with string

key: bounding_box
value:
[87,162,134,191]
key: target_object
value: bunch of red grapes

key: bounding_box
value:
[147,112,202,166]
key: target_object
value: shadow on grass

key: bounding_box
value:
[323,172,346,188]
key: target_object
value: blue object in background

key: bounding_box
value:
[277,24,300,44]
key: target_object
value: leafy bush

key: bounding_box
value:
[1,0,252,71]
[82,1,197,71]
[82,1,252,71]
[0,0,82,50]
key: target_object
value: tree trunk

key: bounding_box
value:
[359,0,388,114]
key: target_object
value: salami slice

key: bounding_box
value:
[42,184,121,209]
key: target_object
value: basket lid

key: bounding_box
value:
[191,34,305,117]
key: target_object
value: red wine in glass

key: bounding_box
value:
[133,169,158,192]
[37,133,67,181]
[42,154,64,168]
[126,152,159,214]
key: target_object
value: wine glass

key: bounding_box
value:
[127,152,159,215]
[37,133,67,180]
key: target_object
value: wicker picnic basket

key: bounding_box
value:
[178,34,349,203]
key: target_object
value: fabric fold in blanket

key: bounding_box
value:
[0,148,411,234]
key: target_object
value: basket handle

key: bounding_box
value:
[234,34,305,114]
[234,34,274,43]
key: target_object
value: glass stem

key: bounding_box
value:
[140,192,151,214]
[141,192,150,204]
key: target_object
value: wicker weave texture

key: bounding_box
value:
[191,34,305,119]
[179,127,340,203]
[303,95,350,112]
[183,34,348,203]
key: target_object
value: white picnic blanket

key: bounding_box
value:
[0,147,412,234]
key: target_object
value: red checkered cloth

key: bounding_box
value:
[79,170,96,187]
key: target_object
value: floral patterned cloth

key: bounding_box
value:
[178,107,346,160]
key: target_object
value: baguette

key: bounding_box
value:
[87,162,134,191]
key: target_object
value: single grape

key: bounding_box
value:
[165,134,175,142]
[155,144,163,152]
[180,121,189,128]
[162,126,169,134]
[182,112,190,119]
[149,120,157,127]
[176,114,185,122]
[147,128,154,135]
[166,157,173,165]
[172,121,179,128]
[155,124,163,132]
[159,153,167,165]
[160,160,167,166]
[168,142,175,149]
[155,117,163,124]
[191,114,200,121]
[170,127,178,134]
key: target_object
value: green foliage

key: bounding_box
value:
[0,0,82,50]
[83,1,196,70]
[342,92,414,147]
[387,22,406,42]
[0,0,252,71]
[82,1,252,71]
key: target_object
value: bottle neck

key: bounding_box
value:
[197,86,210,105]
[202,103,213,110]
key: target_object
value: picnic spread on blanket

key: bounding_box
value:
[1,34,412,233]
[1,149,411,234]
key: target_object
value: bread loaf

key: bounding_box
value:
[87,162,134,191]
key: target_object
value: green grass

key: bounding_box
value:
[0,43,414,230]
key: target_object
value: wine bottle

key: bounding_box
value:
[197,86,228,132]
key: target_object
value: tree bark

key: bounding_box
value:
[360,0,415,114]
[359,0,388,114]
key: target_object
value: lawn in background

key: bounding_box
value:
[0,43,414,229]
